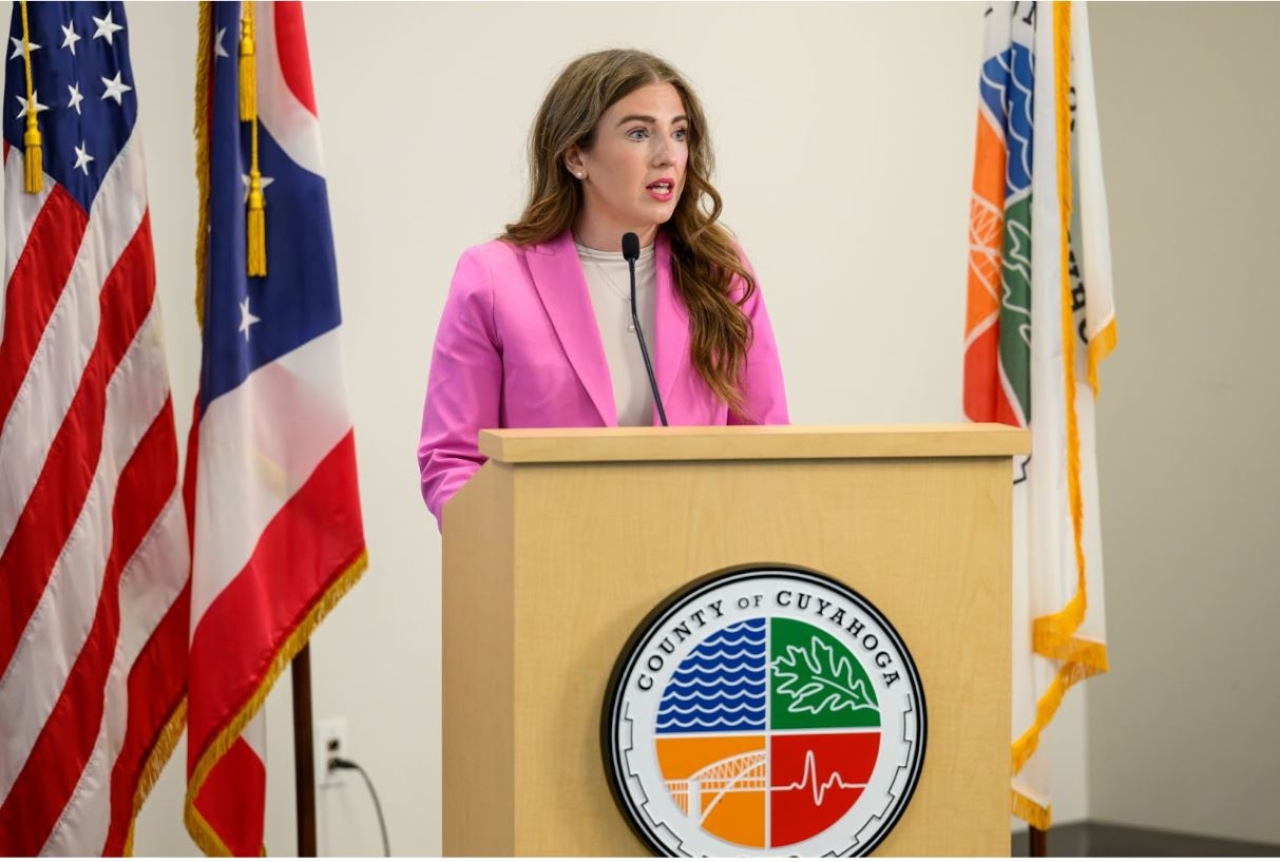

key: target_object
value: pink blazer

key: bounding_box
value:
[417,229,789,526]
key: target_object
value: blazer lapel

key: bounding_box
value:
[524,233,617,425]
[654,232,690,413]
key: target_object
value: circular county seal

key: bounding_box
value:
[602,566,926,857]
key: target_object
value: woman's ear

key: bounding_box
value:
[564,146,587,180]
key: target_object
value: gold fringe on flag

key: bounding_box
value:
[122,698,188,856]
[184,550,369,857]
[1036,0,1100,670]
[1011,639,1108,775]
[195,2,213,327]
[19,1,42,193]
[1012,788,1052,832]
[1087,317,1118,396]
[238,1,256,122]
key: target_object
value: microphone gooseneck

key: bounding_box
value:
[621,232,668,427]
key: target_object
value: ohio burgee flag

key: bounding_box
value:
[184,1,367,854]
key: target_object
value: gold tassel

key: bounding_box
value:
[247,169,267,276]
[243,1,266,277]
[23,117,42,193]
[19,0,41,193]
[238,1,256,122]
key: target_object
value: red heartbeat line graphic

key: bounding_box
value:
[777,750,866,806]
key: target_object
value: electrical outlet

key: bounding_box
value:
[317,718,348,788]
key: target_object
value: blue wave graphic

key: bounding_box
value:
[661,696,763,712]
[661,687,765,704]
[670,661,762,677]
[656,617,767,734]
[656,713,764,732]
[692,633,762,650]
[675,647,759,661]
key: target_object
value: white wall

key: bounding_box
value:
[4,2,1126,855]
[1085,2,1280,845]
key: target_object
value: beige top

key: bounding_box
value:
[574,241,657,426]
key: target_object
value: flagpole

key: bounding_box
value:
[292,645,318,856]
[1030,826,1047,857]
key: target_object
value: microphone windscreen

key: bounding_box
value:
[621,232,640,262]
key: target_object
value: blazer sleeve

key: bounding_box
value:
[417,247,502,529]
[730,248,790,425]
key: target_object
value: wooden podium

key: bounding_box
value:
[442,424,1028,856]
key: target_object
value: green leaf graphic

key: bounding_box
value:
[773,637,878,716]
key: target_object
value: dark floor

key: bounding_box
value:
[1012,822,1280,857]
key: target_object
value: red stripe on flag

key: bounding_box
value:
[187,432,364,760]
[0,394,176,856]
[963,327,1020,425]
[182,396,200,550]
[0,187,88,430]
[274,2,318,116]
[102,582,190,856]
[0,214,155,672]
[193,738,266,858]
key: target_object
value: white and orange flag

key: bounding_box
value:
[964,1,1117,828]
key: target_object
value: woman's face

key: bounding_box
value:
[569,82,689,250]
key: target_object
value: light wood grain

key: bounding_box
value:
[510,458,1010,856]
[442,463,515,856]
[479,423,1029,464]
[443,427,1014,856]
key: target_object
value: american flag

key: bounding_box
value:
[184,1,367,855]
[0,2,190,855]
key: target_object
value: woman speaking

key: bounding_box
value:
[417,49,788,527]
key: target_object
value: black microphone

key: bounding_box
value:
[622,232,669,427]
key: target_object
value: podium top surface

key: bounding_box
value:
[478,423,1029,464]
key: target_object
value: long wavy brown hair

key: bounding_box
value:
[502,49,756,417]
